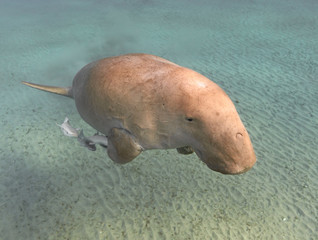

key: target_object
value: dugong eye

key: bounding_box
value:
[186,117,194,122]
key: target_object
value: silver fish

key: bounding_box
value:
[56,117,80,137]
[77,130,108,151]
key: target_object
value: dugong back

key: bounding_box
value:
[72,54,185,147]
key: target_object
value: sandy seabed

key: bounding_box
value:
[0,0,317,239]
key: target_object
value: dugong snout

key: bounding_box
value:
[178,87,256,175]
[193,119,256,175]
[199,135,256,175]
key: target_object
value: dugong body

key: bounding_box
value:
[23,53,256,174]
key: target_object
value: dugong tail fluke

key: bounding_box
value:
[22,81,73,98]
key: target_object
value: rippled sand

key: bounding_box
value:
[0,0,317,239]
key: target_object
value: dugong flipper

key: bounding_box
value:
[107,128,143,164]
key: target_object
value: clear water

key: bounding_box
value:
[0,0,317,239]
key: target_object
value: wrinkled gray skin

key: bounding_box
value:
[22,53,256,174]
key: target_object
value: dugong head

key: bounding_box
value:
[168,69,256,174]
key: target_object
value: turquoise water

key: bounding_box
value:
[0,0,317,239]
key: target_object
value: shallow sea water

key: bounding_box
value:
[0,0,317,239]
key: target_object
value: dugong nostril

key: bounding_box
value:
[236,132,243,139]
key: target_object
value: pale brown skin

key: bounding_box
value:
[22,53,256,174]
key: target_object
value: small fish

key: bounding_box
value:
[85,132,108,148]
[56,117,80,137]
[77,130,108,151]
[77,130,97,151]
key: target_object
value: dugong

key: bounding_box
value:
[22,53,256,174]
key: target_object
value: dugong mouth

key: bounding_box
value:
[205,161,252,175]
[194,149,255,175]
